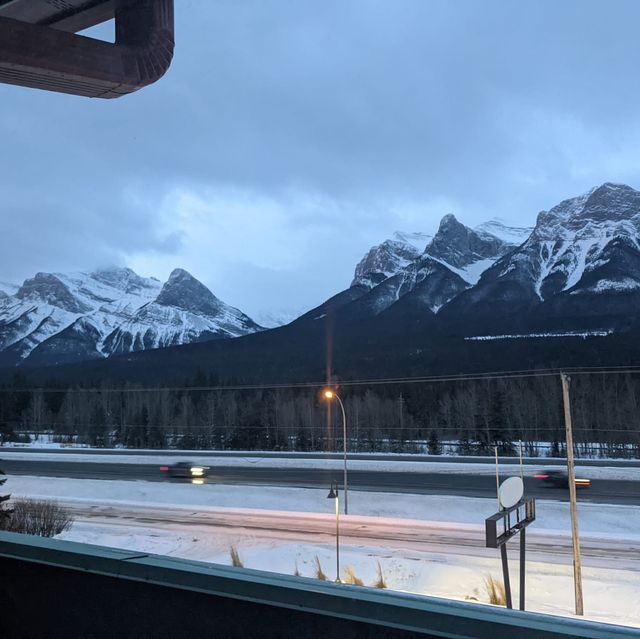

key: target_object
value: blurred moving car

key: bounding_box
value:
[535,469,591,488]
[160,461,208,480]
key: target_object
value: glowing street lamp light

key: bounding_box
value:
[327,481,341,583]
[323,389,348,515]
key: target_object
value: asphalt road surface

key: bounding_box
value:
[3,447,639,467]
[1,457,637,505]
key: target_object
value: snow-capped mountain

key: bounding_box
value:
[339,215,527,319]
[351,231,432,290]
[0,266,262,366]
[425,214,517,285]
[255,308,306,328]
[0,281,18,298]
[474,219,533,245]
[440,183,640,333]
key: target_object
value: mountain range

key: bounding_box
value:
[3,182,640,380]
[294,182,640,339]
[0,267,262,367]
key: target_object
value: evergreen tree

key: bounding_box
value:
[0,468,13,530]
[427,430,442,455]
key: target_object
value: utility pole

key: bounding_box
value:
[561,373,584,616]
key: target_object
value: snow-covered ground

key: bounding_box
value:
[7,474,640,535]
[5,436,638,460]
[5,474,640,629]
[465,331,613,341]
[3,450,639,480]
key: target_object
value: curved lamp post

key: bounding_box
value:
[323,389,348,515]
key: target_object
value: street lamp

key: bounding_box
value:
[327,481,341,583]
[323,389,348,515]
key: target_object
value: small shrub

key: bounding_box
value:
[229,545,244,568]
[483,575,506,606]
[293,560,301,577]
[343,566,364,586]
[7,499,73,537]
[314,556,327,581]
[372,561,387,589]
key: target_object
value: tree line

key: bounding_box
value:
[0,372,639,458]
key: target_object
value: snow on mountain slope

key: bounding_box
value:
[255,308,306,328]
[0,280,19,298]
[485,183,640,301]
[424,214,518,285]
[0,267,262,366]
[440,183,640,332]
[351,234,427,290]
[102,269,262,355]
[344,215,518,320]
[474,219,533,246]
[391,231,432,252]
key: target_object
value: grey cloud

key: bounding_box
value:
[2,0,640,313]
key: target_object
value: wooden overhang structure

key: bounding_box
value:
[0,0,174,98]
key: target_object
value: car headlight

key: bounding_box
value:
[190,466,204,476]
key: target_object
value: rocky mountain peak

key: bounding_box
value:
[16,272,89,313]
[437,213,462,231]
[155,268,224,316]
[534,183,640,238]
[351,236,424,289]
[91,266,141,288]
[426,214,509,270]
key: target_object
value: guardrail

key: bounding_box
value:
[0,532,636,639]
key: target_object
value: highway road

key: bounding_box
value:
[1,457,637,505]
[3,447,639,467]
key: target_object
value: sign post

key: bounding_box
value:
[485,477,536,611]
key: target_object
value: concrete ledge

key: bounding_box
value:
[1,531,635,639]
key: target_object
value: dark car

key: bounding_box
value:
[535,469,591,488]
[160,461,208,480]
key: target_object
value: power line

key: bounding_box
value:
[4,364,640,394]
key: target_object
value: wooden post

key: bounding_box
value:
[561,373,584,616]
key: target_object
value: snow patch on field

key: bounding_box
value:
[6,475,640,536]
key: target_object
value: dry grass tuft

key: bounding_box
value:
[314,556,327,581]
[372,561,387,589]
[483,575,506,606]
[229,545,244,568]
[343,566,364,586]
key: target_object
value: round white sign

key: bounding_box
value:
[498,476,524,509]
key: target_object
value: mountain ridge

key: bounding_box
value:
[0,266,263,366]
[3,182,640,377]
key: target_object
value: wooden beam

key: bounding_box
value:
[0,0,173,98]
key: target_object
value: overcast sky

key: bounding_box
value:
[2,0,640,321]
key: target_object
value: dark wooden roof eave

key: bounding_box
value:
[0,0,174,99]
